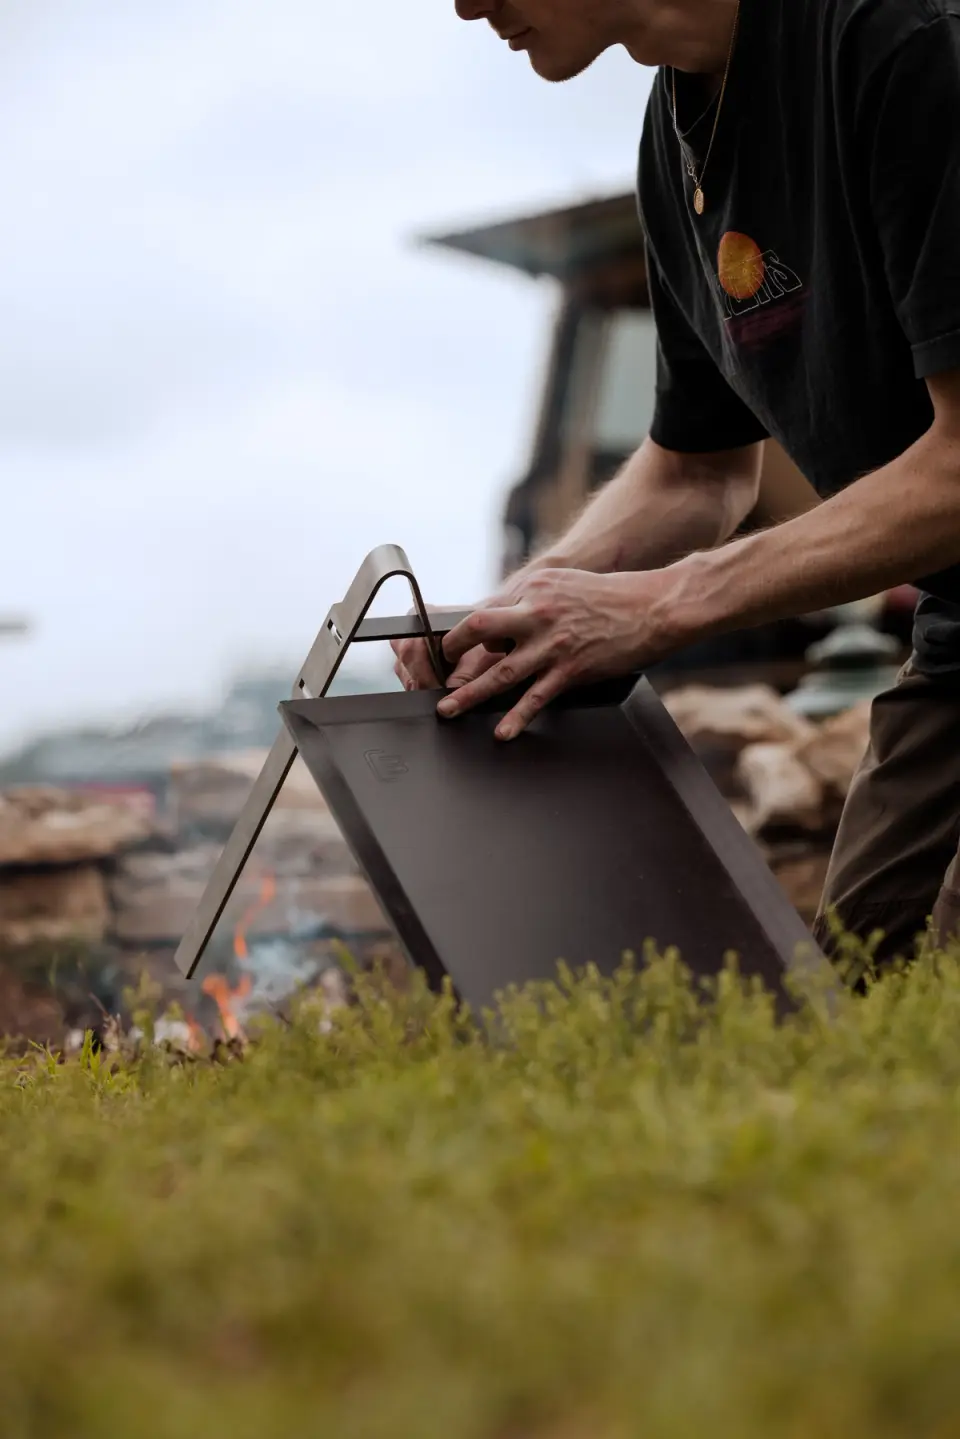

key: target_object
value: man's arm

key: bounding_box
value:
[531,435,763,574]
[393,436,762,688]
[437,371,960,741]
[666,369,960,637]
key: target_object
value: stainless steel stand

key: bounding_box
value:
[174,544,467,979]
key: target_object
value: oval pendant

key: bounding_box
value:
[693,187,705,216]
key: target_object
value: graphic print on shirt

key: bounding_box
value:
[715,231,804,347]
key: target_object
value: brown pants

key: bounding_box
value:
[812,661,960,965]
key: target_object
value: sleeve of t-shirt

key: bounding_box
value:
[862,14,960,379]
[645,244,769,453]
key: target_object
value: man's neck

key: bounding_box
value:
[619,0,740,78]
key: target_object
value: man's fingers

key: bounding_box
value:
[447,646,501,689]
[395,641,499,693]
[436,643,544,718]
[493,669,570,741]
[393,638,444,690]
[394,598,528,691]
[442,605,530,668]
[437,646,573,738]
[391,601,462,690]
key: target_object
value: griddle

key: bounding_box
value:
[174,546,820,1010]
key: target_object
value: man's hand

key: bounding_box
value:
[435,566,686,740]
[391,438,760,695]
[390,604,483,690]
[390,566,543,692]
[392,625,502,691]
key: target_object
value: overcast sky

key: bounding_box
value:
[0,0,654,754]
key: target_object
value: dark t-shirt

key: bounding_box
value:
[637,0,960,673]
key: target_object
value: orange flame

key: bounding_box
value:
[185,1013,206,1053]
[200,873,274,1042]
[233,873,278,964]
[202,973,253,1041]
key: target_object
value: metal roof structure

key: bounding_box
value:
[0,617,30,638]
[420,188,643,282]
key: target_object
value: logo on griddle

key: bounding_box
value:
[365,749,408,783]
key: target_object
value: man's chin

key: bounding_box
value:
[526,41,601,83]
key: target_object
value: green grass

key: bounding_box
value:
[3,949,960,1439]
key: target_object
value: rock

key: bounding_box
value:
[113,843,224,889]
[664,684,816,751]
[304,876,389,935]
[768,847,833,925]
[0,865,109,948]
[298,966,352,1034]
[169,751,327,832]
[362,941,412,991]
[728,800,755,833]
[0,965,66,1051]
[255,808,356,875]
[0,787,154,867]
[736,741,825,835]
[795,700,871,797]
[127,1017,203,1055]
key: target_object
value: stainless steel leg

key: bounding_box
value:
[174,543,445,978]
[173,730,298,978]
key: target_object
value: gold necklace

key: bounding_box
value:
[670,0,742,217]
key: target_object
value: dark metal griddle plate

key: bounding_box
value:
[280,678,818,1014]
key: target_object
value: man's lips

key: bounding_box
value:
[503,27,533,49]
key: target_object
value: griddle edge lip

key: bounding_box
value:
[286,673,642,727]
[623,680,828,994]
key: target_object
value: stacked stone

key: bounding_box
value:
[662,685,871,923]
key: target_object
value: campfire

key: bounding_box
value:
[63,866,353,1061]
[232,873,278,964]
[198,872,277,1044]
[201,972,253,1043]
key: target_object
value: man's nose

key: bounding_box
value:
[455,0,498,20]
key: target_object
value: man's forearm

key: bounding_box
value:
[665,425,960,641]
[528,436,762,576]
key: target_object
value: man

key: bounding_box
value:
[393,0,960,964]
